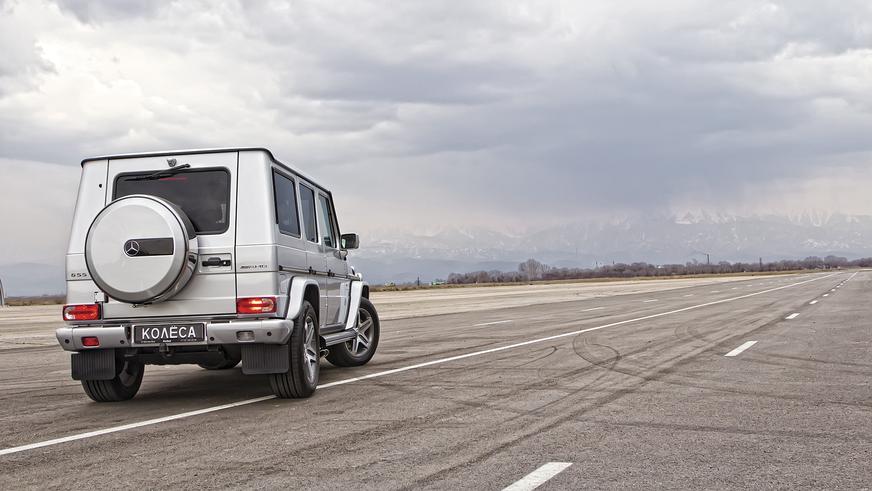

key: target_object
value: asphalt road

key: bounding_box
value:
[0,271,869,489]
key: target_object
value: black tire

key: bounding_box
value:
[197,356,241,370]
[327,297,380,367]
[269,301,319,398]
[81,359,144,402]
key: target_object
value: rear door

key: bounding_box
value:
[299,182,328,323]
[102,152,238,319]
[317,192,349,326]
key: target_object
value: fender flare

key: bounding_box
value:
[344,280,368,330]
[285,276,319,320]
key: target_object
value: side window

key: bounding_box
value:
[299,184,318,242]
[272,171,300,237]
[317,194,338,248]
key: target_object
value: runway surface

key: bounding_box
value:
[0,271,869,489]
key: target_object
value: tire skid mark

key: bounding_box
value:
[561,303,872,408]
[249,338,634,474]
[229,345,578,470]
[761,352,872,370]
[579,418,872,443]
[406,333,726,486]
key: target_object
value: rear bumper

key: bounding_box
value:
[56,318,293,352]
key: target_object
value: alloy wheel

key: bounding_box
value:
[303,315,319,384]
[348,307,374,356]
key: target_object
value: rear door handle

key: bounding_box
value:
[202,257,230,267]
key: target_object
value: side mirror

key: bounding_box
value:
[341,233,359,250]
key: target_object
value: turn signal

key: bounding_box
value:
[237,297,277,314]
[63,304,101,321]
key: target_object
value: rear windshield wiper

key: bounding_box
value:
[128,163,191,181]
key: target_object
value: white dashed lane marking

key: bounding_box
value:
[725,340,758,357]
[503,462,573,491]
[473,320,513,327]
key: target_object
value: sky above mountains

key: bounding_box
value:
[3,0,872,271]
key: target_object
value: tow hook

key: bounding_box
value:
[159,342,173,357]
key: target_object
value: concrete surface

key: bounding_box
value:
[371,275,787,320]
[0,272,869,489]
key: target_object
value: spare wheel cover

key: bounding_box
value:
[85,194,199,304]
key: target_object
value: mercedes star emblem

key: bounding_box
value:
[124,240,141,257]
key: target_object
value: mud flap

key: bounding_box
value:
[241,344,289,374]
[71,350,116,380]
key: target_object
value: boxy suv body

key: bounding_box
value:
[56,148,379,401]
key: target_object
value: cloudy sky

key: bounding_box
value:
[3,0,872,267]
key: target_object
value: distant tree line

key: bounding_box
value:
[445,256,872,285]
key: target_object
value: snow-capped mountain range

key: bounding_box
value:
[351,212,872,284]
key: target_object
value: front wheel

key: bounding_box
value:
[269,301,320,398]
[81,359,144,402]
[327,297,380,367]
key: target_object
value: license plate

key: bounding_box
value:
[133,323,206,344]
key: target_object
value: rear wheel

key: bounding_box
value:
[81,360,144,402]
[327,297,380,367]
[269,301,319,398]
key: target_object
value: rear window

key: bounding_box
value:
[273,171,301,237]
[114,168,231,235]
[299,184,318,242]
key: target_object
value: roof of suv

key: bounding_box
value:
[81,147,328,192]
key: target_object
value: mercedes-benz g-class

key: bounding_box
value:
[56,148,379,401]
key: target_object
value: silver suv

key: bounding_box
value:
[56,148,379,402]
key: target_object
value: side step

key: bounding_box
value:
[321,330,355,347]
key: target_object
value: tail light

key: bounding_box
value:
[237,297,277,314]
[63,304,101,321]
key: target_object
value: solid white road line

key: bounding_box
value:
[809,300,818,305]
[785,313,800,320]
[0,272,841,457]
[643,299,658,303]
[0,395,277,457]
[579,307,605,312]
[725,340,758,357]
[503,462,573,491]
[473,320,513,327]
